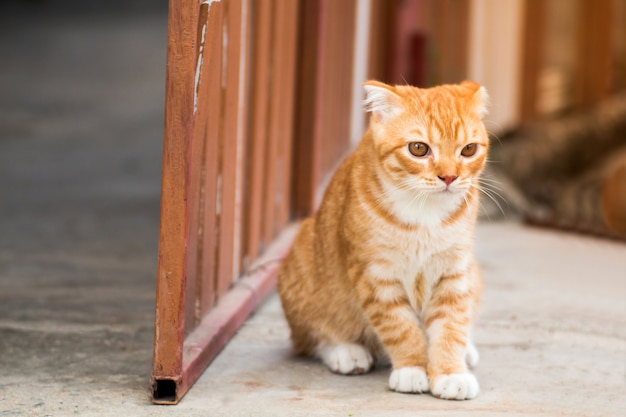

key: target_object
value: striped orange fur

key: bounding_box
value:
[277,80,489,400]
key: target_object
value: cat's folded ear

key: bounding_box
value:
[363,80,404,121]
[461,80,489,119]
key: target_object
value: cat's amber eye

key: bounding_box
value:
[408,142,430,157]
[461,143,478,157]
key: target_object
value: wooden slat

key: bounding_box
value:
[432,0,469,85]
[519,0,546,122]
[152,0,198,390]
[198,0,225,317]
[262,0,282,242]
[292,0,320,219]
[244,0,273,262]
[216,0,249,299]
[616,0,626,91]
[575,0,613,107]
[367,0,395,82]
[183,1,209,335]
[292,0,356,218]
[270,0,298,237]
[317,0,356,188]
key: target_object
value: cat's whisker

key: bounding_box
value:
[472,184,506,216]
[462,193,472,213]
[487,132,502,145]
[404,190,427,215]
[483,119,503,130]
[476,179,505,191]
[477,176,503,185]
[475,180,506,197]
[476,177,505,188]
[476,182,509,204]
[367,183,424,227]
[474,195,491,220]
[484,121,504,144]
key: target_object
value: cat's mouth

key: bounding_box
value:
[434,184,467,195]
[437,185,455,193]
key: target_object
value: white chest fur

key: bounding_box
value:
[365,216,473,314]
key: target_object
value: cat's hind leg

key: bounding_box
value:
[317,343,374,375]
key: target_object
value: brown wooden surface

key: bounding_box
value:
[616,0,626,91]
[275,0,299,232]
[261,0,282,242]
[367,0,395,83]
[152,0,198,385]
[216,0,249,299]
[184,0,211,335]
[575,0,613,107]
[291,0,319,218]
[153,0,359,404]
[264,0,299,239]
[431,0,469,85]
[198,1,225,318]
[318,0,356,180]
[292,0,356,218]
[519,0,546,122]
[244,0,273,263]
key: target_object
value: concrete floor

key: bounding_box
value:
[1,2,625,417]
[184,221,626,417]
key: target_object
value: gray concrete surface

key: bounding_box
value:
[0,2,166,416]
[1,2,625,417]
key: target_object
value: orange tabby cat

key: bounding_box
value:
[277,80,488,400]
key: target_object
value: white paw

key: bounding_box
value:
[317,343,373,375]
[388,367,429,393]
[465,340,480,368]
[431,373,479,400]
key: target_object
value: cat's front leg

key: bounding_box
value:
[424,272,479,400]
[358,277,429,394]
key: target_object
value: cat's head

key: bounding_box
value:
[363,80,489,199]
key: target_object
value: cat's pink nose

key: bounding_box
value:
[438,175,458,186]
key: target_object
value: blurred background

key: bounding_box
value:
[0,0,625,411]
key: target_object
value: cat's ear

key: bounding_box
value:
[363,80,403,121]
[461,80,489,119]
